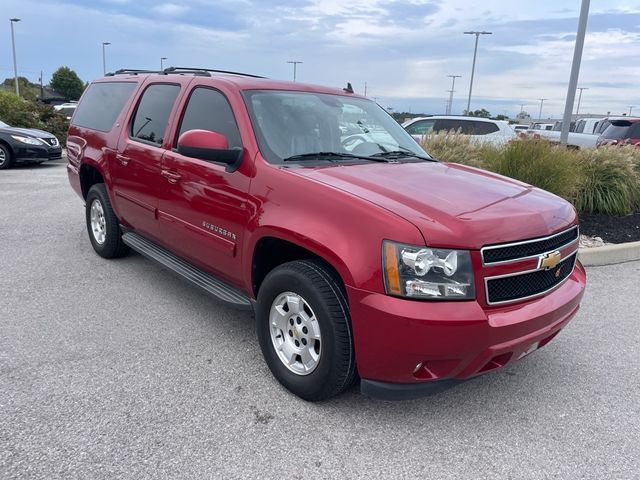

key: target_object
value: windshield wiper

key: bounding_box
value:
[282,152,391,163]
[370,149,434,161]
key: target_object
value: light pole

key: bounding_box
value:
[446,74,461,115]
[102,41,111,75]
[560,0,590,144]
[463,31,492,113]
[287,60,303,82]
[538,98,547,120]
[574,87,589,117]
[160,57,167,71]
[629,106,634,116]
[10,18,20,96]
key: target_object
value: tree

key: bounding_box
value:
[2,76,38,101]
[49,66,85,101]
[465,108,491,118]
[494,114,509,121]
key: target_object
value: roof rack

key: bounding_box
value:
[163,67,265,78]
[105,67,265,79]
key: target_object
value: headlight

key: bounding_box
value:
[383,241,475,300]
[11,135,43,145]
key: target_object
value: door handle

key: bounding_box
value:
[161,169,182,184]
[116,153,130,166]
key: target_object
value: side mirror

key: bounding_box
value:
[177,129,243,172]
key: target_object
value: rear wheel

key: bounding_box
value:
[85,184,129,258]
[0,144,13,170]
[256,260,356,401]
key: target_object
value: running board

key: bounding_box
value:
[122,231,253,310]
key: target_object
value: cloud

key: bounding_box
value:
[153,3,190,16]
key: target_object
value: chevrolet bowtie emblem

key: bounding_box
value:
[539,250,562,270]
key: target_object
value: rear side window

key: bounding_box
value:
[405,119,435,135]
[177,87,242,148]
[602,121,632,139]
[435,119,476,134]
[473,121,499,135]
[72,82,136,132]
[131,84,180,145]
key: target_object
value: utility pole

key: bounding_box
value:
[538,98,547,120]
[575,87,589,118]
[10,18,21,96]
[446,74,461,115]
[463,31,492,113]
[286,60,303,82]
[364,81,367,96]
[39,70,43,99]
[160,57,167,70]
[560,0,590,145]
[629,106,634,116]
[102,41,111,75]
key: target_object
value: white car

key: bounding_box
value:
[402,116,516,146]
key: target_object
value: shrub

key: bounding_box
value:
[479,138,583,202]
[421,130,492,168]
[574,146,640,216]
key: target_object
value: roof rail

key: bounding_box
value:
[105,67,265,79]
[163,66,265,78]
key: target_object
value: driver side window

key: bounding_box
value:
[177,87,242,148]
[406,120,435,135]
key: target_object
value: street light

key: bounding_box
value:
[538,98,547,120]
[463,31,492,113]
[161,57,167,71]
[10,18,20,96]
[287,60,303,82]
[102,41,111,75]
[629,106,635,116]
[446,74,461,115]
[575,87,589,117]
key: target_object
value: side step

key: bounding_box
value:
[122,231,253,310]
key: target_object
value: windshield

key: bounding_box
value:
[0,120,9,128]
[242,90,429,164]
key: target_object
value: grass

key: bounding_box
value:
[420,132,640,216]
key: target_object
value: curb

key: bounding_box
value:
[578,241,640,267]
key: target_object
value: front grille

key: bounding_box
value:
[486,253,577,304]
[41,138,59,147]
[482,226,578,264]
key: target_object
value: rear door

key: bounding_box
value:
[113,82,182,239]
[158,86,253,286]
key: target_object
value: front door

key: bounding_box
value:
[158,87,253,287]
[112,82,181,239]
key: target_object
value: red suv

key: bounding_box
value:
[596,118,640,147]
[67,68,586,400]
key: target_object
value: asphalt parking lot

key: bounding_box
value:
[1,160,639,480]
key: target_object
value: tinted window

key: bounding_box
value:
[435,119,476,134]
[629,123,640,138]
[72,82,136,132]
[178,88,242,148]
[131,84,180,145]
[575,120,586,133]
[473,121,499,135]
[602,121,632,139]
[405,119,435,135]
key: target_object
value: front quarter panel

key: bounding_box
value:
[244,162,425,293]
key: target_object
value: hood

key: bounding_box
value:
[290,161,576,249]
[0,126,55,139]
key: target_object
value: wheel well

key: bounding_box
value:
[0,139,14,158]
[79,164,104,199]
[252,237,344,297]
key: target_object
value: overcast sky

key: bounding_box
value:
[2,0,639,118]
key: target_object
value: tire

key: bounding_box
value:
[256,260,356,401]
[0,143,13,170]
[85,184,129,258]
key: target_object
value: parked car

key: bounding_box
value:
[54,103,77,120]
[594,116,632,136]
[67,68,585,400]
[0,120,62,169]
[402,116,516,146]
[527,119,600,149]
[513,124,529,132]
[596,118,640,147]
[574,117,604,135]
[529,122,554,131]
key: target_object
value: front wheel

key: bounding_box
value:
[256,260,356,401]
[85,184,129,258]
[0,143,13,170]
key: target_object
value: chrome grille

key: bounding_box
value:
[40,137,59,147]
[481,226,579,265]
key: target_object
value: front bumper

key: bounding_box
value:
[348,261,586,398]
[14,145,62,163]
